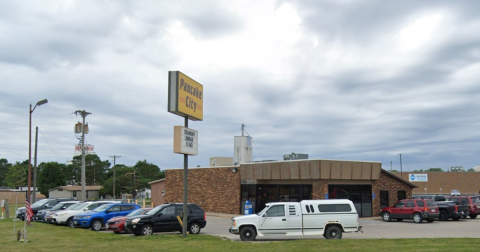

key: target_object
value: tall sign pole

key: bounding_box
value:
[168,71,203,237]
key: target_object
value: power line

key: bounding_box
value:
[38,128,61,161]
[244,129,264,160]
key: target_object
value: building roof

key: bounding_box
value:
[381,169,418,188]
[49,185,103,192]
[148,178,165,184]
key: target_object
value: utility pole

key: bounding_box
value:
[75,110,91,201]
[110,155,121,199]
[399,154,403,179]
[33,126,38,203]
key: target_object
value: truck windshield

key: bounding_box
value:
[257,206,270,216]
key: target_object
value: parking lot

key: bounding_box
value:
[202,213,480,241]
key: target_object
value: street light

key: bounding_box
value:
[28,99,48,206]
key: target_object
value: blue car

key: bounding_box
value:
[72,203,140,231]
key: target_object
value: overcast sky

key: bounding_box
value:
[1,0,479,172]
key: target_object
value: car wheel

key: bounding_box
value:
[67,218,74,228]
[396,219,403,222]
[382,212,391,222]
[91,220,103,231]
[325,226,342,239]
[188,222,201,234]
[413,213,423,223]
[239,226,256,241]
[439,210,449,221]
[140,224,153,236]
[469,214,477,219]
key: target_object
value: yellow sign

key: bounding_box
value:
[168,71,203,121]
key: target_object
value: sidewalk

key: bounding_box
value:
[206,212,238,218]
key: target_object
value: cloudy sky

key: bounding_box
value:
[1,0,479,172]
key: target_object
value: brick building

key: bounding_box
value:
[393,172,480,195]
[150,159,416,217]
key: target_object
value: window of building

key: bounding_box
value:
[397,191,406,200]
[380,191,389,209]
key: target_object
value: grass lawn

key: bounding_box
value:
[1,218,480,252]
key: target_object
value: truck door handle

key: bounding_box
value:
[282,219,286,221]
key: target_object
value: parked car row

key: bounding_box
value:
[381,195,480,224]
[15,200,207,236]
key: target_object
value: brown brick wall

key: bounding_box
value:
[165,167,241,214]
[372,172,413,215]
[393,172,480,195]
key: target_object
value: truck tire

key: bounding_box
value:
[382,212,391,222]
[439,210,449,221]
[413,213,423,223]
[188,222,201,234]
[469,214,477,219]
[91,220,103,231]
[325,226,342,239]
[240,226,256,241]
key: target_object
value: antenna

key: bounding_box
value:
[241,123,245,136]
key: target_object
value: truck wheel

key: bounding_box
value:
[325,226,342,239]
[439,210,448,221]
[140,224,153,236]
[413,213,423,223]
[240,226,256,241]
[469,214,477,219]
[91,220,103,231]
[188,222,201,234]
[382,212,391,222]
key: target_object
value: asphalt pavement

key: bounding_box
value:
[203,212,480,241]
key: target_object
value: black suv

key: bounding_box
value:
[125,203,206,236]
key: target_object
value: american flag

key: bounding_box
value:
[25,194,34,222]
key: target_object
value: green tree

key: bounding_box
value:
[468,168,475,172]
[38,162,66,197]
[70,154,110,186]
[133,160,164,190]
[5,162,27,190]
[427,168,443,172]
[100,166,135,198]
[0,158,12,187]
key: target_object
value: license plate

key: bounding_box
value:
[431,209,436,212]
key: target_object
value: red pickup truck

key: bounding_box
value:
[381,199,439,223]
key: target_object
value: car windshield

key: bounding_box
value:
[145,204,168,215]
[51,203,66,210]
[127,208,148,217]
[71,202,89,210]
[92,204,113,212]
[31,199,49,207]
[65,203,81,210]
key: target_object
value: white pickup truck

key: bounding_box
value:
[229,199,362,241]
